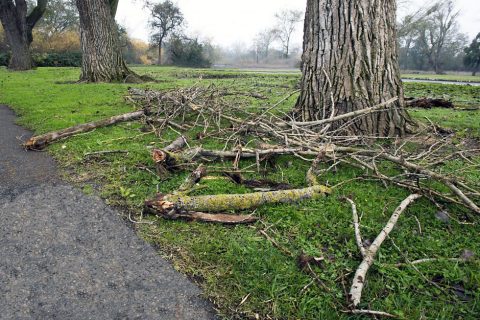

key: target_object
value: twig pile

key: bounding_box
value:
[128,86,480,216]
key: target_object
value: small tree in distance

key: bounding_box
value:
[273,9,302,59]
[147,0,183,65]
[464,33,480,76]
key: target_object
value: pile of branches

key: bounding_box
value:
[24,85,480,217]
[125,87,479,216]
[23,85,479,316]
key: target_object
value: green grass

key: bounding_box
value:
[1,66,479,319]
[402,73,480,83]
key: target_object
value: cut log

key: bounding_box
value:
[24,110,146,150]
[145,184,331,214]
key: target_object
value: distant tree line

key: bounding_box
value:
[397,0,478,74]
[1,0,479,73]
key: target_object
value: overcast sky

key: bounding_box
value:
[117,0,480,48]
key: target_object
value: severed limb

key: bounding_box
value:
[159,211,258,224]
[145,184,331,215]
[24,110,146,150]
[349,194,422,308]
[151,146,319,171]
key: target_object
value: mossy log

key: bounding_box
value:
[145,184,331,214]
[24,110,146,150]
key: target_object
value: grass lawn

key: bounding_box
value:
[402,73,480,83]
[1,66,479,319]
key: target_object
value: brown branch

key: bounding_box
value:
[289,97,399,127]
[24,110,146,150]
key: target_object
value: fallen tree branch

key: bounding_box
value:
[395,258,464,267]
[349,194,422,308]
[343,197,366,257]
[345,309,399,318]
[24,110,146,150]
[288,97,399,127]
[145,184,331,214]
[160,211,259,224]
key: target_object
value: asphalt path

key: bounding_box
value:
[0,105,217,320]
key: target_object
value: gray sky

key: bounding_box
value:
[117,0,480,47]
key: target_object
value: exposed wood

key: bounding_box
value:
[349,194,422,307]
[24,110,145,150]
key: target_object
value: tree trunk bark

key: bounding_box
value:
[76,0,139,82]
[158,39,162,65]
[0,0,46,70]
[5,29,32,70]
[295,0,410,137]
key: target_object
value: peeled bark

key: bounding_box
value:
[76,0,139,82]
[295,0,410,137]
[0,0,47,70]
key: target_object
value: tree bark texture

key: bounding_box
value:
[76,0,137,82]
[295,0,410,137]
[0,0,47,70]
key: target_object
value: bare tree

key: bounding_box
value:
[416,0,460,74]
[0,0,47,70]
[295,0,410,137]
[273,9,302,59]
[254,28,277,60]
[147,0,183,65]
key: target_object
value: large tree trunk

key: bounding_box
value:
[295,0,410,137]
[0,0,47,70]
[76,0,139,82]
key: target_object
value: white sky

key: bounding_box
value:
[117,0,480,48]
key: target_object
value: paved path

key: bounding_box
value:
[0,105,217,320]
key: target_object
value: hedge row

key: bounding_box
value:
[0,52,82,67]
